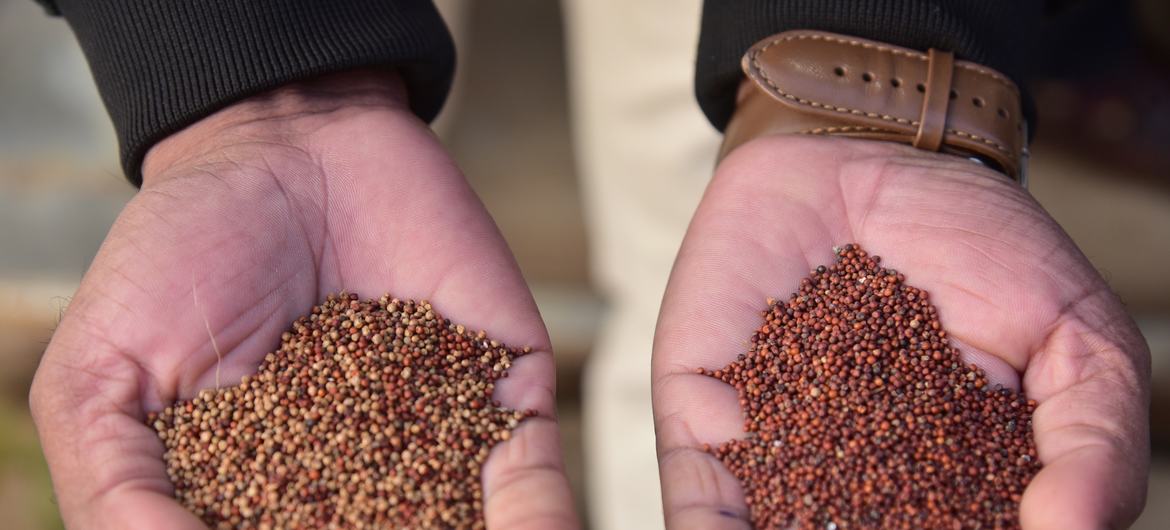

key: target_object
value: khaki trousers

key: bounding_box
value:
[565,2,717,528]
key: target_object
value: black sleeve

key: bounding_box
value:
[36,0,454,186]
[695,0,1043,132]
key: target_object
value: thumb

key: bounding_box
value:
[30,329,205,530]
[1020,318,1149,530]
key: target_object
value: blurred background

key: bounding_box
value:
[1,0,1167,528]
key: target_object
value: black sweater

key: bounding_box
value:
[36,0,1041,185]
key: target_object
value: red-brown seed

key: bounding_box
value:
[701,245,1040,530]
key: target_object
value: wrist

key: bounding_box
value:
[717,134,1014,196]
[141,68,411,187]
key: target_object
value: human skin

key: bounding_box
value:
[28,69,579,530]
[652,136,1150,530]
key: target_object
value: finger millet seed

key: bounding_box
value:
[148,293,535,529]
[700,244,1041,530]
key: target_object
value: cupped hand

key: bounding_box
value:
[652,136,1149,530]
[29,70,578,530]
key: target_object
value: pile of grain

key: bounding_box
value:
[701,245,1040,529]
[150,293,532,529]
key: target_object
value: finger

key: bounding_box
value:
[658,447,753,530]
[482,416,579,529]
[655,403,753,530]
[99,489,205,530]
[1022,446,1143,530]
[1020,317,1149,530]
[950,336,1022,391]
[653,374,743,445]
[652,374,750,526]
[30,329,205,530]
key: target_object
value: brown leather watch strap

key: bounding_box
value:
[720,30,1029,184]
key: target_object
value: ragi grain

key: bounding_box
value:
[149,293,534,529]
[700,244,1041,529]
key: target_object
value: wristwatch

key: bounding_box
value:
[720,30,1029,185]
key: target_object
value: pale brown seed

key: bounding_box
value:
[148,293,534,529]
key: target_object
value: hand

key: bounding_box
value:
[652,136,1149,530]
[29,70,578,530]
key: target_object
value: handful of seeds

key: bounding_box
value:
[149,293,533,529]
[701,244,1041,529]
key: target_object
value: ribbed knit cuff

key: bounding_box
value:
[696,0,1041,135]
[42,0,454,185]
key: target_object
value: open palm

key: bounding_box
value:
[653,136,1149,530]
[30,74,577,529]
